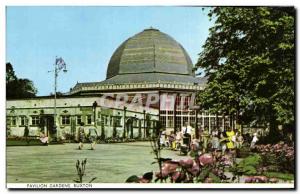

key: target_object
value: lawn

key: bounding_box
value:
[7,142,188,183]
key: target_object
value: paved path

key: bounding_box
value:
[7,142,189,183]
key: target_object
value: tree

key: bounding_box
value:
[6,62,17,84]
[196,7,295,140]
[49,91,64,96]
[6,62,38,99]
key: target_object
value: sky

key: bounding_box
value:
[6,6,214,96]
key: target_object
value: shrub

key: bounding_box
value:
[254,143,294,173]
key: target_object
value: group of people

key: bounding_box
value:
[207,127,245,154]
[77,122,99,150]
[159,124,192,153]
[161,123,260,155]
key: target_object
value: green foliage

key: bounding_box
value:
[125,175,140,183]
[263,172,294,181]
[231,154,262,176]
[6,138,42,146]
[6,62,38,99]
[74,158,97,183]
[6,62,17,83]
[240,154,262,167]
[197,7,295,132]
[196,166,211,182]
[240,166,257,176]
[208,172,221,183]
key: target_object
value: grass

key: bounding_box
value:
[7,142,188,183]
[263,172,294,181]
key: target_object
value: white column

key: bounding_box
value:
[234,116,236,130]
[222,116,225,132]
[202,111,204,129]
[181,114,183,128]
[208,112,211,134]
[166,110,168,128]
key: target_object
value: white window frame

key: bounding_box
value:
[61,115,71,125]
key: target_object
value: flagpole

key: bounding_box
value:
[51,56,67,142]
[54,57,58,140]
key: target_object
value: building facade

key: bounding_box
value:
[6,28,234,139]
[7,95,159,139]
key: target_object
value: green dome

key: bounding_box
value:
[106,28,195,82]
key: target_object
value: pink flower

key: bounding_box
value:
[198,154,215,166]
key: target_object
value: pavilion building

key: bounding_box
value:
[6,28,233,139]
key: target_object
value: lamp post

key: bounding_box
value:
[92,101,98,126]
[51,57,67,140]
[123,106,127,138]
[143,110,146,138]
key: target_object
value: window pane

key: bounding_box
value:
[87,115,92,124]
[31,116,40,126]
[61,115,70,125]
[77,115,82,125]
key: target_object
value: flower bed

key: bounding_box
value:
[253,142,294,173]
[7,138,42,146]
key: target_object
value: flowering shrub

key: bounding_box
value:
[253,142,294,173]
[7,135,39,140]
[126,153,233,183]
[244,175,269,183]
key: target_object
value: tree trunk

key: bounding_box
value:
[266,111,281,143]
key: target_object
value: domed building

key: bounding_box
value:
[70,28,208,133]
[71,28,205,93]
[7,28,231,141]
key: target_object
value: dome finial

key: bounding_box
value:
[144,26,159,31]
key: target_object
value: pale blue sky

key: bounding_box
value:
[6,6,214,96]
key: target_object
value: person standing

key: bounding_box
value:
[211,128,220,154]
[181,122,192,149]
[168,131,176,150]
[225,128,235,150]
[88,122,98,150]
[181,122,192,137]
[236,132,244,149]
[159,130,167,147]
[219,131,228,155]
[24,125,29,138]
[78,122,85,150]
[24,125,29,143]
[201,128,210,153]
[250,133,259,149]
[175,131,182,150]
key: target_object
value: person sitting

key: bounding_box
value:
[39,132,48,145]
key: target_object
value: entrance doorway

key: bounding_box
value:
[40,115,54,137]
